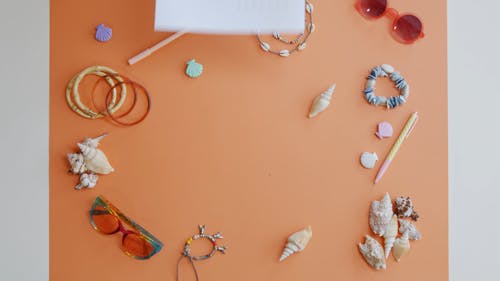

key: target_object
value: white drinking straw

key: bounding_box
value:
[128,30,188,65]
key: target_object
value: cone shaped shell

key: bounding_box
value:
[279,226,312,261]
[308,84,336,118]
[384,215,398,258]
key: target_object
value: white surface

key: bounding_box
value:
[0,0,499,280]
[0,0,49,281]
[448,1,500,280]
[155,0,305,34]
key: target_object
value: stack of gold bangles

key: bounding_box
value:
[66,65,151,126]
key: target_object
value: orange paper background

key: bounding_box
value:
[50,0,447,280]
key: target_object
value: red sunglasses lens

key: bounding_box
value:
[91,206,120,234]
[123,233,155,258]
[392,14,423,44]
[357,0,387,19]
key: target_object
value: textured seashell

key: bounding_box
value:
[260,42,270,52]
[185,59,204,78]
[398,219,422,240]
[376,122,393,139]
[75,173,99,190]
[95,24,112,42]
[272,32,280,39]
[384,215,398,258]
[279,49,290,57]
[381,64,394,74]
[394,196,419,221]
[358,235,386,270]
[308,23,316,33]
[392,234,410,262]
[306,2,313,14]
[67,153,87,174]
[78,143,114,174]
[360,152,378,169]
[279,226,312,262]
[369,193,393,236]
[298,42,307,51]
[308,84,336,118]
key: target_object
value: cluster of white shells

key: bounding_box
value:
[67,134,114,190]
[359,193,422,270]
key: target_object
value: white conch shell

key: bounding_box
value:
[78,143,114,174]
[398,219,422,240]
[358,235,386,270]
[67,153,87,174]
[308,84,336,118]
[392,234,410,262]
[279,226,312,262]
[369,193,393,236]
[384,215,398,258]
[75,173,99,190]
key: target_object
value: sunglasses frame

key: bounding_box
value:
[89,195,163,260]
[355,0,425,44]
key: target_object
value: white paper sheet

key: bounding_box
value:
[155,0,305,34]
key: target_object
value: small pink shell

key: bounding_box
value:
[95,24,112,42]
[376,122,393,139]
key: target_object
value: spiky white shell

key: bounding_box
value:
[369,193,394,236]
[384,215,398,258]
[308,84,335,118]
[78,143,114,175]
[392,235,410,262]
[279,226,312,262]
[398,219,422,240]
[82,133,108,149]
[358,235,386,270]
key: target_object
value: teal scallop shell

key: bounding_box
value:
[185,59,203,78]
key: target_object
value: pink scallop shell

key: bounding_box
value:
[376,122,393,139]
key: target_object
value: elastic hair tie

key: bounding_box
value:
[363,64,410,109]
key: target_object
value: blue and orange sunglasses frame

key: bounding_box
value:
[89,195,163,260]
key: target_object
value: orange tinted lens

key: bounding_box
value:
[91,206,120,234]
[122,233,155,258]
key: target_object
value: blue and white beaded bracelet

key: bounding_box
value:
[363,64,410,109]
